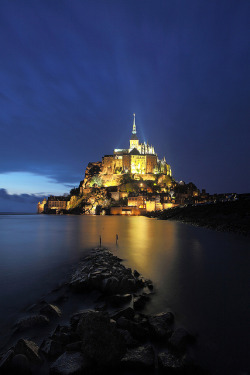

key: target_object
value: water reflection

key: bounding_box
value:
[0,215,249,374]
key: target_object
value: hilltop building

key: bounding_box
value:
[39,114,207,216]
[81,114,171,190]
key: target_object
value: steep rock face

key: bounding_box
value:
[82,162,102,188]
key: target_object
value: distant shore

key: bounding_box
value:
[145,200,250,236]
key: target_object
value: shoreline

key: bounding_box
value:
[0,247,206,375]
[145,200,250,236]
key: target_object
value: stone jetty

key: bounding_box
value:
[0,248,206,374]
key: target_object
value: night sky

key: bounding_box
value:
[0,0,249,212]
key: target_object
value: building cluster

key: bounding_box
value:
[37,115,214,215]
[80,114,171,191]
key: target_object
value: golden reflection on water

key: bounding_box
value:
[77,216,178,284]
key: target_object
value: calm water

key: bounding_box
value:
[0,215,249,374]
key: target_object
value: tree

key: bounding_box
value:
[119,173,134,185]
[89,175,103,187]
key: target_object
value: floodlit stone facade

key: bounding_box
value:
[81,114,171,190]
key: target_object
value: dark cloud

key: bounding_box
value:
[0,189,46,213]
[0,188,45,204]
[0,0,249,194]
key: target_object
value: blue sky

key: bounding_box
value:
[0,0,249,212]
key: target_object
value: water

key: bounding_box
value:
[0,214,249,374]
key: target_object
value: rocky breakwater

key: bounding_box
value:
[0,248,206,374]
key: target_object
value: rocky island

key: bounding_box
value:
[37,114,242,223]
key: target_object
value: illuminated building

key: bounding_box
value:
[82,114,171,189]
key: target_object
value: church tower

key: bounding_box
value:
[129,114,140,151]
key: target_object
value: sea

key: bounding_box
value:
[0,214,249,374]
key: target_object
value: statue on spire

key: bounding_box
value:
[132,113,136,134]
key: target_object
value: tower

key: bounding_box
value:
[129,113,139,151]
[132,113,136,134]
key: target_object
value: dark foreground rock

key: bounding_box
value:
[0,248,203,375]
[121,344,155,370]
[14,314,50,332]
[50,351,87,374]
[15,339,42,364]
[69,248,148,295]
[148,312,174,339]
[76,310,126,368]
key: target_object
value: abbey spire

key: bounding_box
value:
[132,113,136,134]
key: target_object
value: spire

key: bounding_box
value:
[132,113,136,134]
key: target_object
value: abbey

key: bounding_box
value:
[81,114,171,189]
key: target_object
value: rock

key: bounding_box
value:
[133,269,140,277]
[147,282,154,290]
[70,274,90,292]
[148,312,174,338]
[40,339,64,359]
[94,302,107,311]
[0,349,14,371]
[116,317,148,341]
[70,312,85,331]
[101,276,120,294]
[50,351,87,375]
[158,351,185,372]
[120,277,136,293]
[111,307,135,321]
[121,344,155,370]
[109,293,132,306]
[15,339,42,364]
[117,329,139,348]
[169,328,192,351]
[65,341,82,352]
[158,351,198,373]
[14,314,49,332]
[133,293,150,310]
[51,326,80,346]
[10,354,31,375]
[76,310,126,367]
[40,303,61,318]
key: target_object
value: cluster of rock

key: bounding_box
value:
[0,248,205,374]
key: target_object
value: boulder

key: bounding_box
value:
[50,351,87,375]
[40,339,64,359]
[116,317,148,341]
[40,303,61,318]
[158,351,185,372]
[70,312,85,331]
[169,328,192,351]
[15,339,42,364]
[133,294,150,310]
[14,314,49,332]
[120,277,136,293]
[10,354,31,375]
[109,294,132,306]
[133,269,140,277]
[51,325,80,346]
[76,310,126,367]
[111,307,135,321]
[101,277,120,294]
[117,329,139,348]
[121,344,155,370]
[65,341,82,352]
[70,274,90,292]
[148,312,174,338]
